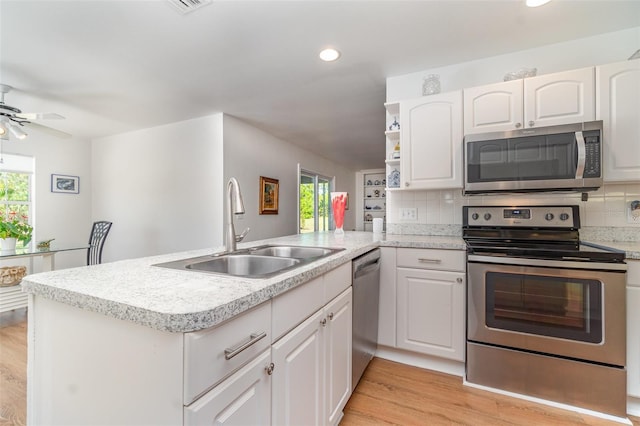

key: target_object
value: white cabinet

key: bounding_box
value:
[377,247,397,347]
[596,59,640,182]
[184,349,272,425]
[272,287,352,426]
[627,261,640,398]
[399,91,463,189]
[464,67,595,135]
[395,248,466,361]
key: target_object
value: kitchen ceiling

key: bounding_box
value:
[1,0,639,171]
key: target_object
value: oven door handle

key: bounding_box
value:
[467,254,627,271]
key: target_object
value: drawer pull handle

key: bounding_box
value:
[224,331,267,360]
[418,258,442,264]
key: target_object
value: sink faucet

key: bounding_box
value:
[225,177,250,253]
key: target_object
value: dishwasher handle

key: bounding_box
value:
[353,251,381,279]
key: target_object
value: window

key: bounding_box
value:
[298,168,333,233]
[0,154,34,248]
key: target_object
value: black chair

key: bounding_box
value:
[87,221,112,265]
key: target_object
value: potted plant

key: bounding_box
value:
[0,213,33,251]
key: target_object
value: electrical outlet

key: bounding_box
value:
[399,208,417,221]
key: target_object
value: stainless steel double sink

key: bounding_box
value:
[154,245,344,278]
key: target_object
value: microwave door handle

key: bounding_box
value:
[575,131,586,179]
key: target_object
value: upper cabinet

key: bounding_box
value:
[597,59,640,182]
[464,67,595,135]
[399,91,463,190]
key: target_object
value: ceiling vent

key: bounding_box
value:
[167,0,212,15]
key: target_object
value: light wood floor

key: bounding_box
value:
[343,357,640,426]
[2,308,639,426]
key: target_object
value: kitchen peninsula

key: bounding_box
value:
[21,231,465,425]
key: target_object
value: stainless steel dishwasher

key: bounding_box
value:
[351,248,381,391]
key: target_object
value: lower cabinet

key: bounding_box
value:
[378,247,466,364]
[184,349,272,425]
[396,267,465,361]
[628,261,640,397]
[272,287,352,426]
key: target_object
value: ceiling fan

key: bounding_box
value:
[0,84,72,140]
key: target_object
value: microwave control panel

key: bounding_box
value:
[582,131,601,178]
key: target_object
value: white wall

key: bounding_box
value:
[91,115,224,262]
[90,113,355,262]
[385,27,640,235]
[222,115,356,242]
[2,133,92,269]
[388,27,640,101]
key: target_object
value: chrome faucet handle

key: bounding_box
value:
[236,227,250,242]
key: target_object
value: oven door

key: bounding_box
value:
[467,255,626,367]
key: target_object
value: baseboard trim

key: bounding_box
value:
[374,345,464,377]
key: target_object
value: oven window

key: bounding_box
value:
[485,272,602,343]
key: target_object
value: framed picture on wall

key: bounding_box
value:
[259,176,279,215]
[51,174,80,194]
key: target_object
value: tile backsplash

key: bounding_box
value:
[386,183,640,242]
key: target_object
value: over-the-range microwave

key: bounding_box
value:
[463,121,603,195]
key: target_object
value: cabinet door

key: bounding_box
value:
[597,59,640,182]
[184,349,271,425]
[324,288,352,426]
[524,67,595,128]
[378,247,397,347]
[628,286,640,398]
[396,268,465,361]
[272,309,325,426]
[463,79,524,134]
[400,91,463,190]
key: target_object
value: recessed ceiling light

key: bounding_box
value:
[319,48,341,62]
[526,0,551,7]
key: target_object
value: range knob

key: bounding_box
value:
[545,213,555,221]
[471,213,479,221]
[483,213,492,221]
[560,213,570,221]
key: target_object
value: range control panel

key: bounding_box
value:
[463,205,579,228]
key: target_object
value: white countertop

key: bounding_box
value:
[20,231,465,333]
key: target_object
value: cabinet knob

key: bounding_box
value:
[515,122,522,128]
[328,312,334,321]
[265,363,275,376]
[404,182,409,187]
[320,318,327,327]
[456,277,463,284]
[529,120,535,127]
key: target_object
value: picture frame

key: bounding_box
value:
[259,176,279,215]
[51,174,79,194]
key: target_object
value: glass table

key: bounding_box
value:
[0,244,89,313]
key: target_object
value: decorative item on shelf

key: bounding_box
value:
[388,169,400,188]
[388,117,400,131]
[504,67,537,81]
[382,179,386,185]
[37,239,55,250]
[366,179,372,185]
[0,265,27,287]
[392,142,400,159]
[331,192,347,235]
[0,213,33,253]
[365,213,373,222]
[422,74,441,96]
[374,180,380,185]
[374,189,380,197]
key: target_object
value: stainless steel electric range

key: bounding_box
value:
[463,205,628,417]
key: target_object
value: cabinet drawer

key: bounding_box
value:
[272,275,324,342]
[324,262,351,303]
[396,248,465,272]
[184,301,272,405]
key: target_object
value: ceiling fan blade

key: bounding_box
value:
[15,112,65,120]
[22,121,72,139]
